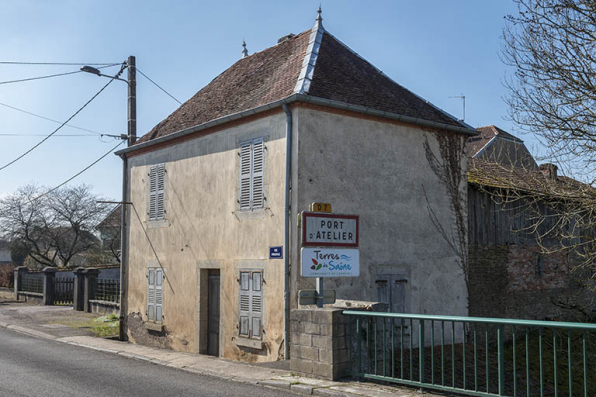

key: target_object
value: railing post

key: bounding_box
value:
[83,268,100,313]
[73,267,85,311]
[356,317,362,376]
[419,320,425,385]
[497,325,505,395]
[13,266,28,300]
[42,267,57,305]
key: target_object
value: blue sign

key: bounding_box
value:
[269,246,283,259]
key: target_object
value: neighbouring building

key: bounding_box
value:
[467,126,594,321]
[96,204,121,264]
[117,11,476,362]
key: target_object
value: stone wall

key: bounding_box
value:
[290,308,350,380]
[469,245,593,321]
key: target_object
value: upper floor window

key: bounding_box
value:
[149,163,166,220]
[239,138,264,211]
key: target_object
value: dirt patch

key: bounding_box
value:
[127,312,172,349]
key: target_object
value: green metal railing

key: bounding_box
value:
[343,311,596,397]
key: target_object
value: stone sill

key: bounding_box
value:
[145,322,164,332]
[236,337,264,350]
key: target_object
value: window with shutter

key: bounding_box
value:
[238,138,264,211]
[149,164,166,220]
[238,270,263,339]
[147,269,156,321]
[147,268,164,323]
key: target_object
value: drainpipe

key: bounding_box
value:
[282,104,292,360]
[119,154,128,341]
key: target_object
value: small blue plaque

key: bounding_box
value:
[269,246,283,259]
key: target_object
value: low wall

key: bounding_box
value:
[89,300,119,315]
[17,292,43,304]
[0,287,14,300]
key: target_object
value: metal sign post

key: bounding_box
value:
[316,277,324,308]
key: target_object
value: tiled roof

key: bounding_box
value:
[97,205,121,229]
[468,158,592,199]
[467,125,523,157]
[136,18,466,145]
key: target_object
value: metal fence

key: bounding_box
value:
[95,278,120,303]
[20,273,43,294]
[54,277,74,305]
[343,311,596,397]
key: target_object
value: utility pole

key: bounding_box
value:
[127,56,137,146]
[81,57,136,341]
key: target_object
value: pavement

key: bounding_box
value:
[0,301,442,397]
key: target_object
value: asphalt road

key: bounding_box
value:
[0,328,295,397]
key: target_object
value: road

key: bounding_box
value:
[0,327,295,397]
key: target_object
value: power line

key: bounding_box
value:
[0,133,109,137]
[0,102,109,135]
[31,140,125,202]
[0,63,120,85]
[0,77,116,172]
[0,61,119,66]
[137,68,182,105]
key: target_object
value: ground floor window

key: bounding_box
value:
[147,268,164,322]
[239,270,263,339]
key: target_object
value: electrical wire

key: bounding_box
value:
[0,63,120,85]
[0,78,116,172]
[0,62,119,66]
[0,133,97,137]
[137,68,182,104]
[31,140,125,202]
[0,102,109,135]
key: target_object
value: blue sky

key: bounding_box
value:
[0,0,525,200]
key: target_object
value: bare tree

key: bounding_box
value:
[502,0,596,177]
[0,184,112,267]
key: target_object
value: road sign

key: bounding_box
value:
[309,202,332,213]
[302,212,359,247]
[269,246,283,259]
[301,247,359,277]
[298,289,336,305]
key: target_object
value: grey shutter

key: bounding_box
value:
[239,271,250,336]
[251,139,264,209]
[250,271,263,339]
[149,167,157,220]
[147,269,156,321]
[156,164,166,220]
[375,279,390,312]
[155,269,164,322]
[394,279,407,313]
[239,143,251,210]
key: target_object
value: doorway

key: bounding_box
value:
[207,270,220,356]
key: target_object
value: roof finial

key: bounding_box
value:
[242,39,248,59]
[316,5,323,23]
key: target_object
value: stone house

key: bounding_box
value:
[117,12,476,362]
[467,126,594,321]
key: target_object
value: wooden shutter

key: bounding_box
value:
[148,167,157,220]
[156,164,166,220]
[250,271,263,339]
[239,271,250,336]
[155,269,164,322]
[147,269,156,320]
[251,139,264,209]
[239,143,251,210]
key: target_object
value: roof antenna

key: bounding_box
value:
[242,39,248,59]
[449,94,465,122]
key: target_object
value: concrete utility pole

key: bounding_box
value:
[81,57,136,341]
[127,56,137,146]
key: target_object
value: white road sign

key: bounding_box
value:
[301,248,360,277]
[302,212,359,247]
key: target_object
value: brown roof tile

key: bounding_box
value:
[136,24,466,146]
[468,158,592,200]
